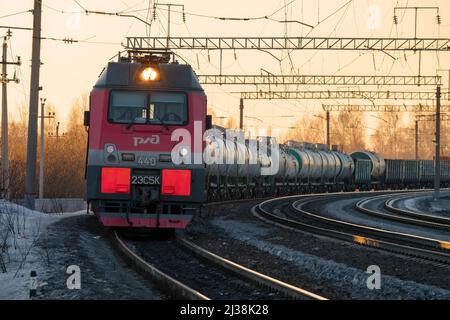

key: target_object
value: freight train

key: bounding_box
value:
[84,51,450,231]
[204,133,450,200]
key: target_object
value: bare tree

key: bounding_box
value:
[7,94,88,201]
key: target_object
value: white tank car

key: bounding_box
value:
[287,141,352,181]
[205,128,264,178]
[206,133,352,182]
[276,147,298,179]
[204,128,223,177]
[246,139,261,178]
[333,151,355,180]
[318,150,340,179]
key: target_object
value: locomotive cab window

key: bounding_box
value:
[149,93,187,125]
[109,91,187,125]
[109,92,147,124]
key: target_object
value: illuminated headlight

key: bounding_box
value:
[141,67,159,81]
[179,147,189,156]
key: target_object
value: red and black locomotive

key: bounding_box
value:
[85,51,208,230]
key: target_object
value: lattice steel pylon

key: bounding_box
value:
[124,36,450,51]
[239,90,449,100]
[415,114,450,121]
[322,104,450,112]
[197,74,442,86]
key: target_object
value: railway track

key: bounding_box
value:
[384,193,450,226]
[253,191,450,265]
[112,231,326,300]
[356,192,450,231]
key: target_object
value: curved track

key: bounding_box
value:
[384,193,450,226]
[112,231,326,300]
[355,193,450,232]
[254,191,450,265]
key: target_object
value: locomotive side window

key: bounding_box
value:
[109,92,147,124]
[150,93,187,125]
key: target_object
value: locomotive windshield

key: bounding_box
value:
[109,91,187,125]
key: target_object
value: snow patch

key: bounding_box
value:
[212,216,450,299]
[0,200,82,299]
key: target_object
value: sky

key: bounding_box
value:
[1,0,449,136]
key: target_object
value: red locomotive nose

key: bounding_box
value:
[87,58,205,230]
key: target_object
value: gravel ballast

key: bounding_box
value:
[185,200,450,299]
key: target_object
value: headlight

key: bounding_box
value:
[141,67,159,81]
[106,145,115,154]
[104,143,119,163]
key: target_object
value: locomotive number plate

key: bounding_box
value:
[137,156,157,166]
[131,175,161,185]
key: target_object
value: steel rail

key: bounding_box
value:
[114,230,326,300]
[293,196,450,253]
[254,192,450,264]
[112,231,210,300]
[176,236,326,300]
[355,193,450,231]
[385,194,450,226]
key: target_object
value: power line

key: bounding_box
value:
[73,0,88,12]
[0,10,32,19]
[70,0,153,27]
[38,36,118,46]
[0,25,32,31]
[121,0,298,22]
[43,4,82,14]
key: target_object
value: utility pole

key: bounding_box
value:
[48,122,65,140]
[56,122,60,142]
[39,98,45,199]
[434,86,441,200]
[25,0,42,210]
[239,98,244,130]
[415,120,419,159]
[326,110,330,150]
[1,30,20,199]
[38,98,54,199]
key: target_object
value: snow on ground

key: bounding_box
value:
[0,200,82,299]
[211,216,450,299]
[403,195,437,213]
[403,193,450,216]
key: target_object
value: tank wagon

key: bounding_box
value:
[203,143,450,202]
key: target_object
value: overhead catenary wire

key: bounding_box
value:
[7,36,29,105]
[121,0,298,22]
[38,36,119,46]
[9,0,448,138]
[0,10,33,19]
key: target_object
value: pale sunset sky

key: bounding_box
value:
[0,0,449,136]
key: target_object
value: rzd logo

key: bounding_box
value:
[133,135,160,147]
